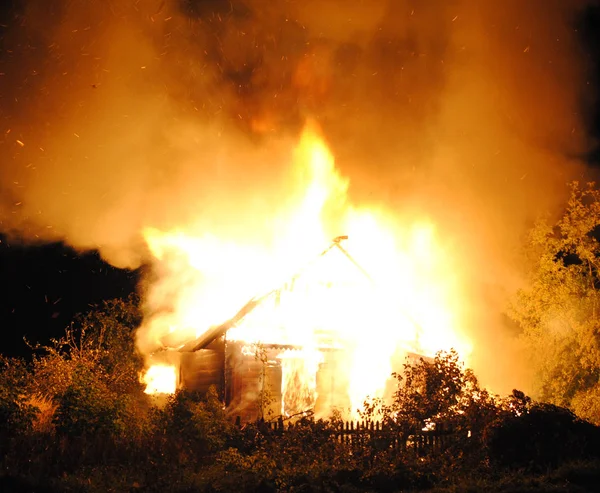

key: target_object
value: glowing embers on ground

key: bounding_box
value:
[138,121,472,415]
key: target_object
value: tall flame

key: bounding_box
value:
[139,122,472,416]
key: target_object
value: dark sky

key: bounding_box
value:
[0,1,599,358]
[581,4,600,165]
[0,237,139,356]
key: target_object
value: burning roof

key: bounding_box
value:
[177,235,385,353]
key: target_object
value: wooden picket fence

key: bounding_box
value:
[331,420,454,455]
[236,417,455,455]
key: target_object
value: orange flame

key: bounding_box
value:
[142,365,177,395]
[279,348,324,416]
[139,121,472,416]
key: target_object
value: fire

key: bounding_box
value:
[279,348,324,416]
[142,365,177,395]
[139,121,472,417]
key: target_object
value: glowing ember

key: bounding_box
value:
[138,121,472,417]
[142,365,177,395]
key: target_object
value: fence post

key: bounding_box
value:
[345,421,349,444]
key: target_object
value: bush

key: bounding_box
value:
[153,386,236,466]
[26,394,57,434]
[29,295,144,400]
[0,357,36,442]
[53,365,127,438]
[485,402,600,470]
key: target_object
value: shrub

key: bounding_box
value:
[53,364,127,438]
[26,394,58,434]
[0,356,36,442]
[154,386,236,464]
[485,402,600,470]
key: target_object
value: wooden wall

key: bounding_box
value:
[315,349,351,418]
[179,338,225,397]
[225,343,283,422]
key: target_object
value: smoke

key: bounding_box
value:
[0,0,597,392]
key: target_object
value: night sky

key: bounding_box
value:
[0,237,140,356]
[581,4,600,166]
[0,1,599,358]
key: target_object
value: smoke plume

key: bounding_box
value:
[0,0,597,393]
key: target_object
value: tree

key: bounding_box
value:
[510,182,600,424]
[362,350,497,446]
[24,295,148,442]
[30,294,144,399]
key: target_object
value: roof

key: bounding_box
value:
[178,236,374,352]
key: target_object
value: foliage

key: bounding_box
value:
[29,294,144,399]
[155,385,236,462]
[25,394,58,434]
[53,364,129,438]
[362,350,498,443]
[5,295,149,445]
[509,182,600,423]
[485,401,600,471]
[2,294,600,491]
[0,356,36,442]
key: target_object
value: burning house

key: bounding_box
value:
[139,125,472,420]
[146,235,426,421]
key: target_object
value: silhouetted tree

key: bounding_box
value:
[363,350,497,442]
[29,294,144,399]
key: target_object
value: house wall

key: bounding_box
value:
[315,349,351,418]
[178,338,225,397]
[177,341,431,422]
[225,343,283,422]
